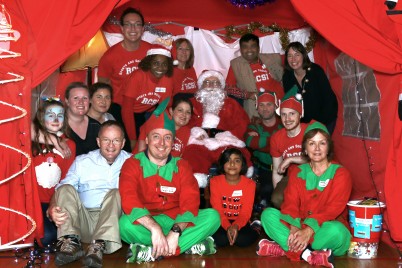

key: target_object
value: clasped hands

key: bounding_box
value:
[287,225,314,252]
[151,228,180,259]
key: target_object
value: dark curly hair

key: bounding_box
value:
[218,147,248,175]
[138,54,174,77]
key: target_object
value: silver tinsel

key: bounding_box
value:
[144,23,172,37]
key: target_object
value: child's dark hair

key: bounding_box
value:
[218,147,248,175]
[32,99,67,156]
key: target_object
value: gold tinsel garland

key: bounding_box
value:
[225,22,317,52]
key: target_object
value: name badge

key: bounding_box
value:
[160,186,176,194]
[319,179,329,188]
[232,190,243,197]
[155,87,166,93]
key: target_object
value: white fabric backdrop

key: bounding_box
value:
[102,26,313,78]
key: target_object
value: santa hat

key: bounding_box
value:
[171,41,179,66]
[276,85,303,117]
[304,121,329,136]
[146,45,172,58]
[197,70,225,89]
[256,91,277,108]
[144,98,176,137]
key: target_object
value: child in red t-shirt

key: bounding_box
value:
[210,148,259,247]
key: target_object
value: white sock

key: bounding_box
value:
[301,248,312,261]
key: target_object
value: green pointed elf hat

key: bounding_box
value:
[144,97,176,137]
[304,121,329,136]
[276,85,303,117]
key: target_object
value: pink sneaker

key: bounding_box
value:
[256,239,285,257]
[307,249,334,268]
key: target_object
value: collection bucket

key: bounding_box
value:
[347,200,386,259]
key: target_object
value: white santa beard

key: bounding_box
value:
[195,87,226,115]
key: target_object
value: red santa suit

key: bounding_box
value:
[121,69,173,140]
[182,97,252,187]
[98,41,152,105]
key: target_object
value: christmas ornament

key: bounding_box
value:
[227,0,276,8]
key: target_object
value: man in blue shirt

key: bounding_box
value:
[48,121,131,267]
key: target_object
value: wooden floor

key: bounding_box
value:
[1,240,401,268]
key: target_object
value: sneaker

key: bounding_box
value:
[307,249,334,268]
[185,236,216,255]
[82,240,105,268]
[256,239,285,257]
[250,220,262,234]
[126,243,155,264]
[55,235,84,266]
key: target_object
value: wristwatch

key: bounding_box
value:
[170,224,182,236]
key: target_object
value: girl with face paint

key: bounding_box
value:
[31,98,76,249]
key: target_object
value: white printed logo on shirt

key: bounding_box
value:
[155,87,166,93]
[232,190,243,197]
[319,179,330,188]
[160,186,176,194]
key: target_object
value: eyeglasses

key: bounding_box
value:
[122,22,143,28]
[202,80,221,87]
[100,138,123,145]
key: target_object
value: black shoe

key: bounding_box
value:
[82,240,105,268]
[55,235,84,266]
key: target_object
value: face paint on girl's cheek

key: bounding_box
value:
[45,106,64,123]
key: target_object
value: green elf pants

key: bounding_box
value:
[119,208,220,253]
[261,208,351,256]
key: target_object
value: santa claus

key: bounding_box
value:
[182,70,253,188]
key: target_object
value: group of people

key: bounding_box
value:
[29,6,352,268]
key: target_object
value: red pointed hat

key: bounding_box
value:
[257,91,277,106]
[144,98,176,137]
[277,85,303,117]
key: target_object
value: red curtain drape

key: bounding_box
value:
[291,0,402,241]
[0,0,128,245]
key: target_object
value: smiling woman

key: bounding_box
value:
[87,82,115,124]
[121,46,174,150]
[65,82,101,156]
[258,121,352,266]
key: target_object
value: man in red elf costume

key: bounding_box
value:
[119,99,220,264]
[182,70,252,188]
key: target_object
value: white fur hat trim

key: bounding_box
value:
[194,173,209,188]
[146,48,171,58]
[197,70,225,89]
[201,113,220,129]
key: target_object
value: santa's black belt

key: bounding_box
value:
[203,128,224,138]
